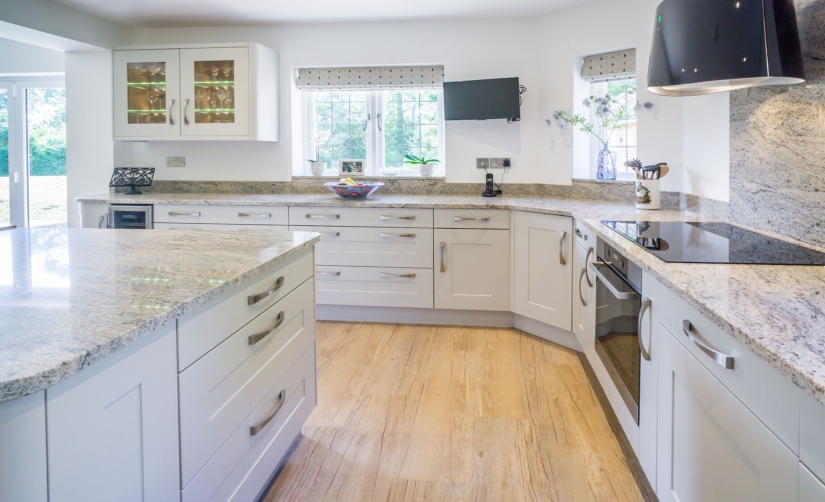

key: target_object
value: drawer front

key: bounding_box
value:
[315,265,433,309]
[177,251,313,370]
[289,206,433,228]
[290,225,433,268]
[154,222,287,231]
[434,209,510,229]
[179,279,315,487]
[573,218,596,245]
[155,204,289,225]
[654,283,803,454]
[181,344,317,501]
[800,393,825,485]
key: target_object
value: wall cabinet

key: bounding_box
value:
[113,43,278,141]
[655,323,798,502]
[513,211,572,331]
[434,229,510,311]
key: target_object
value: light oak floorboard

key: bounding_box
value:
[263,322,648,502]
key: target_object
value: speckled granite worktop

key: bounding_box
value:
[77,192,825,406]
[0,227,320,403]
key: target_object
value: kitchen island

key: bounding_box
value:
[0,226,320,502]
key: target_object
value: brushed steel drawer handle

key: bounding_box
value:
[559,230,566,265]
[316,271,341,276]
[380,215,415,220]
[247,276,285,305]
[306,214,340,219]
[578,268,587,307]
[638,298,652,361]
[589,262,639,301]
[248,310,285,345]
[584,247,594,287]
[453,216,489,221]
[249,390,286,436]
[440,242,446,272]
[380,233,416,238]
[320,231,340,236]
[682,320,734,369]
[380,272,416,278]
[169,211,201,217]
[238,212,272,218]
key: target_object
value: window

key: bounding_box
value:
[588,78,637,177]
[302,89,444,177]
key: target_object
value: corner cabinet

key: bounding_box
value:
[113,43,278,141]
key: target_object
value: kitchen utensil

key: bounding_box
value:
[642,165,661,180]
[324,181,384,199]
[657,163,670,179]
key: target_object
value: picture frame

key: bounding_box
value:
[338,159,365,176]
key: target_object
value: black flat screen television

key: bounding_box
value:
[443,77,520,121]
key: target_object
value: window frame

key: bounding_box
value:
[299,88,446,177]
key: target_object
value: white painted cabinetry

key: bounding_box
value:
[800,463,825,502]
[572,222,595,352]
[0,391,47,502]
[513,211,572,330]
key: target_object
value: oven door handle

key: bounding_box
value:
[589,262,639,300]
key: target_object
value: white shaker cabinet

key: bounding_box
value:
[0,391,47,502]
[655,323,798,502]
[46,324,180,502]
[513,211,573,331]
[434,229,510,311]
[572,234,595,352]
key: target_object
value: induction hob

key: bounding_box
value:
[601,221,825,265]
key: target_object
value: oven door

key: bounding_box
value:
[590,260,642,423]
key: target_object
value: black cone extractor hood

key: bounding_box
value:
[647,0,805,96]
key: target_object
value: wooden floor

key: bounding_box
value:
[263,322,648,502]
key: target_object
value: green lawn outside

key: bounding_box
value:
[0,175,67,227]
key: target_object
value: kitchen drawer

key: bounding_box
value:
[181,344,316,501]
[315,265,433,309]
[288,206,433,228]
[434,209,509,229]
[154,222,287,231]
[290,225,433,268]
[154,204,288,225]
[177,251,313,370]
[179,279,315,487]
[654,282,804,454]
[573,218,596,245]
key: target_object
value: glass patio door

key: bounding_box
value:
[0,82,11,229]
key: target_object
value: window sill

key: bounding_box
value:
[572,178,636,185]
[293,175,446,180]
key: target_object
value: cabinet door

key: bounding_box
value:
[513,211,572,330]
[638,272,659,489]
[573,240,596,351]
[180,47,250,137]
[113,49,180,138]
[434,229,509,311]
[46,325,179,502]
[655,324,797,502]
[800,462,825,502]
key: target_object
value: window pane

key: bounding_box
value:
[311,90,367,167]
[0,89,8,226]
[381,90,441,172]
[27,88,67,227]
[595,78,637,174]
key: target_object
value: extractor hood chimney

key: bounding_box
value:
[647,0,805,96]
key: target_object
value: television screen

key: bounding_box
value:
[443,77,520,121]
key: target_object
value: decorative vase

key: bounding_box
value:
[635,179,660,210]
[309,161,327,176]
[596,143,617,180]
[419,164,435,177]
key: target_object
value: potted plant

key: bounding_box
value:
[403,154,440,177]
[308,136,327,176]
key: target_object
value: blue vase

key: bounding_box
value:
[596,143,617,180]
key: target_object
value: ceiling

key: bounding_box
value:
[49,0,591,27]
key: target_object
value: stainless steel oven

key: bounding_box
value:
[589,238,648,423]
[107,204,153,229]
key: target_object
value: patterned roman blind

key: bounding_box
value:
[296,65,445,90]
[581,49,636,82]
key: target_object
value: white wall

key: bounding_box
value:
[682,93,730,202]
[0,37,64,74]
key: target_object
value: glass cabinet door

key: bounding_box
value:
[180,47,249,137]
[114,49,180,138]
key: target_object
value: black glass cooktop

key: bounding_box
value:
[601,221,825,265]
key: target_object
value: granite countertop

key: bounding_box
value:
[76,192,825,406]
[0,227,320,403]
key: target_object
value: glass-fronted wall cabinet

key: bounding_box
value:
[113,43,278,141]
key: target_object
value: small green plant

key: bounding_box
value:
[403,154,440,165]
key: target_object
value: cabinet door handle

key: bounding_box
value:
[584,247,594,287]
[453,216,489,222]
[247,276,285,305]
[380,232,415,238]
[319,231,340,236]
[168,98,175,126]
[558,231,567,265]
[682,320,734,369]
[248,310,285,345]
[380,272,416,278]
[440,242,446,272]
[380,215,415,220]
[249,390,286,436]
[306,214,340,219]
[169,211,201,217]
[638,298,652,361]
[578,268,587,307]
[183,98,190,125]
[238,212,271,218]
[316,270,341,276]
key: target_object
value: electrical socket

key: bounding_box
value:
[490,158,511,169]
[476,158,490,170]
[166,156,185,167]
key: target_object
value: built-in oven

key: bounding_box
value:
[589,238,648,423]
